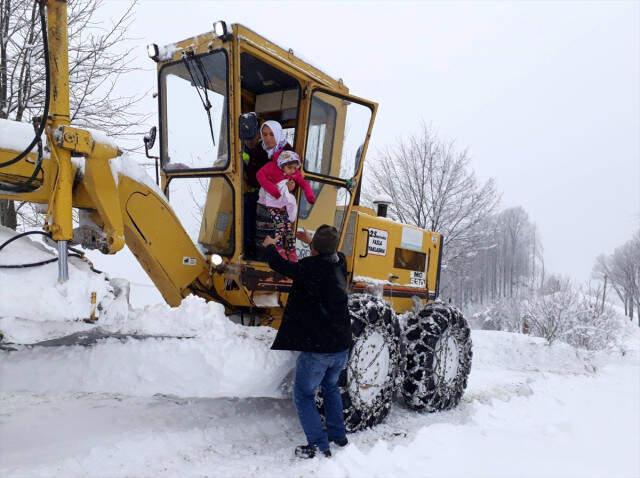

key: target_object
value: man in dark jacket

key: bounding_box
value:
[263,225,352,459]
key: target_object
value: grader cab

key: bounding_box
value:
[0,2,472,431]
[147,23,445,318]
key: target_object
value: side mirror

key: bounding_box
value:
[238,112,259,141]
[143,126,157,153]
[143,126,160,186]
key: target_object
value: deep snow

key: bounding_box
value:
[1,329,638,478]
[0,228,114,323]
[1,226,639,477]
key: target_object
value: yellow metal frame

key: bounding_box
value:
[0,6,443,317]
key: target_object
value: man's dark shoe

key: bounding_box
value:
[295,445,316,459]
[331,437,348,447]
[295,445,332,459]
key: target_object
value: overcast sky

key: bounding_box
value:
[99,0,639,284]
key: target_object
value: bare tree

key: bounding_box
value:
[0,0,143,229]
[594,230,640,325]
[500,207,533,297]
[449,207,540,306]
[0,198,17,229]
[366,124,499,300]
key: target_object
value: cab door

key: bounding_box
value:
[158,48,237,257]
[295,88,377,257]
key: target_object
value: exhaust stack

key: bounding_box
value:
[373,194,393,218]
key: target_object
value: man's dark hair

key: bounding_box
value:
[311,225,339,255]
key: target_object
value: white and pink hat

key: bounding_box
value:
[277,150,301,169]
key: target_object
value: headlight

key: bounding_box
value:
[211,254,224,267]
[212,21,228,39]
[146,43,159,61]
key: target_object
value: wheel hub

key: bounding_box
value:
[434,332,459,385]
[347,330,391,405]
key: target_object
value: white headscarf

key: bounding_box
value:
[260,120,288,158]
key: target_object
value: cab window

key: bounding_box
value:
[304,90,372,180]
[160,50,229,171]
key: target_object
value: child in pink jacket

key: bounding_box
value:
[257,150,316,262]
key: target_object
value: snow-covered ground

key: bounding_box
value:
[1,226,639,477]
[1,329,637,478]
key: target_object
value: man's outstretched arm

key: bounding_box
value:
[263,237,299,279]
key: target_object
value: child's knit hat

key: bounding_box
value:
[277,150,301,169]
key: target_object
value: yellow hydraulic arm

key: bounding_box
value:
[0,0,213,306]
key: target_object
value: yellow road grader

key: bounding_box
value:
[0,0,472,430]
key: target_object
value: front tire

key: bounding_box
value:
[329,294,402,431]
[401,302,472,411]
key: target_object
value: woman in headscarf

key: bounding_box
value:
[243,120,293,259]
[260,120,291,160]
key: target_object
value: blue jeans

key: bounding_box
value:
[293,350,349,452]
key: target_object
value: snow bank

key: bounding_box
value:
[0,224,296,399]
[0,226,114,323]
[470,330,596,375]
[464,329,600,406]
[0,319,599,403]
[0,296,296,399]
[1,332,637,478]
[317,354,639,478]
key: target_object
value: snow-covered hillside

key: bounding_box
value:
[1,227,639,478]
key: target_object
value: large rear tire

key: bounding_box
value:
[320,294,401,432]
[401,302,472,411]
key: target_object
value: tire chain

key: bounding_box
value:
[316,293,401,432]
[401,302,473,412]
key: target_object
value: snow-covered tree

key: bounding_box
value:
[524,278,578,345]
[441,207,542,306]
[0,0,142,229]
[522,278,626,350]
[593,230,640,325]
[366,124,499,302]
[471,297,527,333]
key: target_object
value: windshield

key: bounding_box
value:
[160,50,229,171]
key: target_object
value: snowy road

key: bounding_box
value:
[1,330,638,478]
[1,231,638,477]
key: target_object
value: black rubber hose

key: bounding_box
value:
[0,132,45,193]
[0,231,58,268]
[0,230,51,254]
[0,257,58,269]
[0,230,99,270]
[0,0,50,169]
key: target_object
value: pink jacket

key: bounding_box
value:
[259,180,298,219]
[256,158,316,204]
